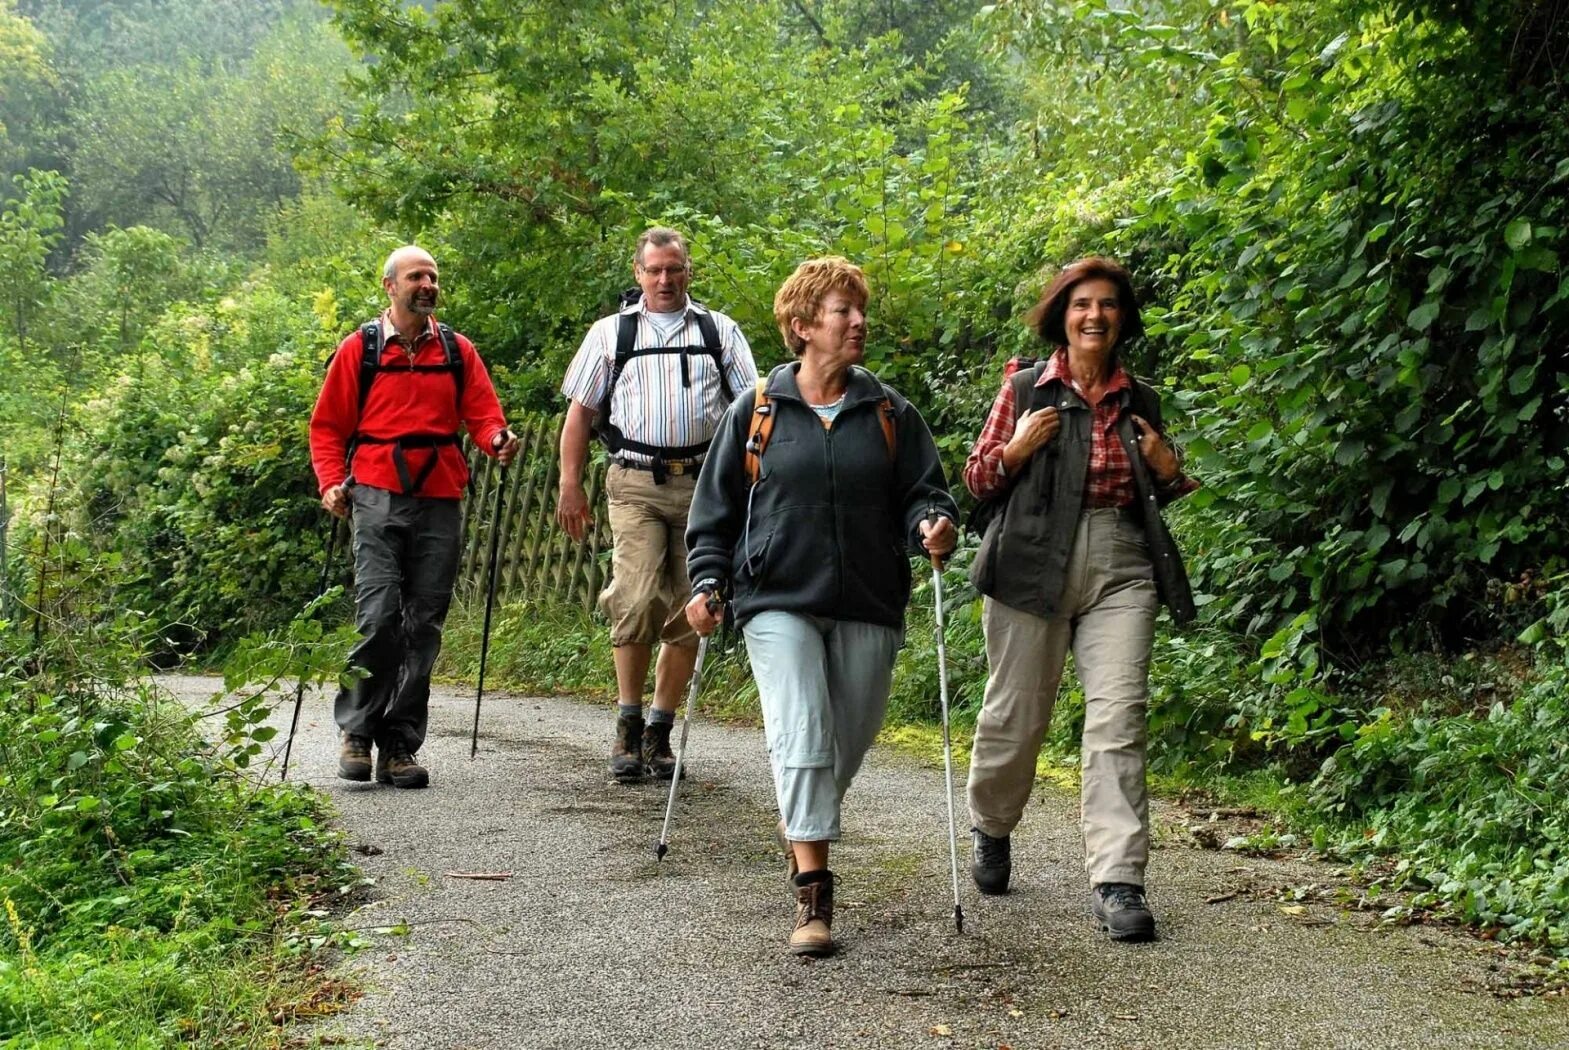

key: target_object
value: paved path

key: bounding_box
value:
[165,676,1567,1049]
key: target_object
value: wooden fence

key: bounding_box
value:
[455,412,612,612]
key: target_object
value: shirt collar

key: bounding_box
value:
[379,311,437,346]
[623,294,697,318]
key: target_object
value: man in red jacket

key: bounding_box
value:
[310,245,519,788]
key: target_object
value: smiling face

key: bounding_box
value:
[793,289,867,369]
[384,248,440,317]
[635,242,691,313]
[1063,277,1123,358]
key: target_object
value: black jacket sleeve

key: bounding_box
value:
[685,387,757,596]
[891,394,960,551]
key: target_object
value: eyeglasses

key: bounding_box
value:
[638,265,689,279]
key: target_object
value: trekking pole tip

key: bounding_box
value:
[655,842,668,862]
[955,904,964,934]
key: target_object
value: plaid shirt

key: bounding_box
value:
[963,349,1196,507]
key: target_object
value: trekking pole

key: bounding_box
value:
[927,508,965,934]
[282,512,343,782]
[470,434,514,759]
[656,598,720,861]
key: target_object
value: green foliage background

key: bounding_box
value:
[2,0,1568,973]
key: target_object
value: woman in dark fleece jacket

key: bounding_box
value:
[684,257,957,957]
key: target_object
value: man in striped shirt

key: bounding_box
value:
[557,227,757,781]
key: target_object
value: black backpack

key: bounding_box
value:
[592,294,733,464]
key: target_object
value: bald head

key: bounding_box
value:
[383,245,436,282]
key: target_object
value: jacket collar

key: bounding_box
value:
[764,361,885,408]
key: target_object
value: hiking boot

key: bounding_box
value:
[609,712,645,782]
[971,827,1012,895]
[790,870,835,957]
[338,734,372,782]
[374,744,430,789]
[641,720,684,780]
[1091,882,1156,942]
[776,819,799,884]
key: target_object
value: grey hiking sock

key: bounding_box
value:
[617,703,641,720]
[646,708,675,726]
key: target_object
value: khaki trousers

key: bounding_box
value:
[966,508,1158,886]
[599,464,698,648]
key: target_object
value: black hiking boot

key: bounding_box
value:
[641,720,684,780]
[1091,882,1156,942]
[609,712,645,782]
[971,827,1012,895]
[374,744,429,789]
[338,733,372,782]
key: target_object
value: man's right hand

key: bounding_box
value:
[322,484,350,519]
[556,481,592,541]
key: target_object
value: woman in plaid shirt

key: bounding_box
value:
[962,256,1198,942]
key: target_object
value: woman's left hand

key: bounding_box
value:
[919,515,957,559]
[1131,414,1180,484]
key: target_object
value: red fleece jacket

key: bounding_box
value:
[309,317,508,499]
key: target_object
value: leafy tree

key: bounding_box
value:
[0,0,56,174]
[67,14,351,250]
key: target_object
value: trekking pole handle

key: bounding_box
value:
[924,506,949,570]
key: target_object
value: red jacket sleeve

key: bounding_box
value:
[457,334,508,456]
[963,377,1018,500]
[309,331,365,495]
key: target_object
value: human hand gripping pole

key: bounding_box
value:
[656,592,723,861]
[470,430,515,760]
[926,506,965,934]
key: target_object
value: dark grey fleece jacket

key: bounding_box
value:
[685,362,958,630]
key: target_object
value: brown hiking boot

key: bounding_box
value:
[790,871,835,957]
[641,720,685,780]
[374,744,429,789]
[337,734,372,782]
[609,712,644,782]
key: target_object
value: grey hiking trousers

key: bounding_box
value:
[967,508,1159,887]
[743,611,903,842]
[335,485,463,754]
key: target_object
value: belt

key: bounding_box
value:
[613,457,701,478]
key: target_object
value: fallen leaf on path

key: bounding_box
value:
[1114,1013,1139,1021]
[351,843,383,856]
[1205,892,1238,904]
[444,870,511,881]
[1047,1009,1068,1020]
[1279,905,1308,916]
[1007,1008,1023,1018]
[930,1024,953,1036]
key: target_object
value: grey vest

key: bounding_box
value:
[970,364,1196,625]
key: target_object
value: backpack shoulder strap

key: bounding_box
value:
[594,312,641,449]
[1010,360,1050,413]
[355,321,383,419]
[877,391,897,463]
[436,323,464,410]
[744,377,774,486]
[692,308,732,402]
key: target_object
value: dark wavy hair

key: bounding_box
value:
[1024,256,1145,354]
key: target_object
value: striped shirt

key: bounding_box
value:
[560,296,757,464]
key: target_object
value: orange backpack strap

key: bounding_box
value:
[878,395,897,463]
[744,377,774,486]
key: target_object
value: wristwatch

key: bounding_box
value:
[691,577,723,599]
